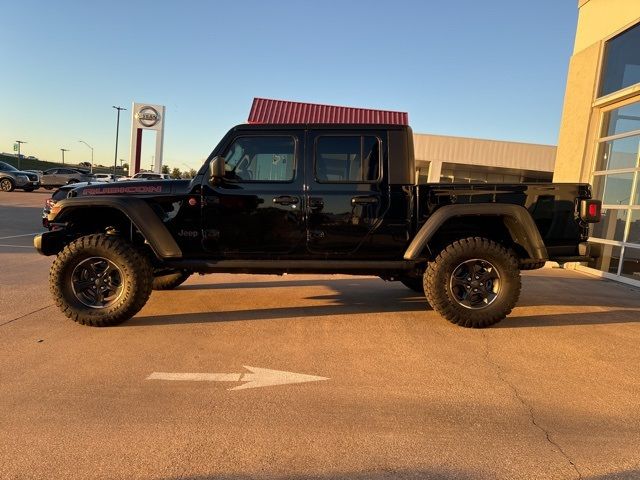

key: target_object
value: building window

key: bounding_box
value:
[438,163,552,184]
[599,22,640,97]
[589,99,640,283]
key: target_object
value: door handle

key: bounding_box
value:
[273,195,299,206]
[351,195,378,205]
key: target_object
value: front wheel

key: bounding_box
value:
[50,234,153,326]
[424,237,521,328]
[1,178,15,192]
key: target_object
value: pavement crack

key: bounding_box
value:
[0,305,54,327]
[481,332,583,480]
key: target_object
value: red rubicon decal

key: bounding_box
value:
[82,185,164,195]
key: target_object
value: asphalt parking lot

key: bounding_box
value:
[1,191,639,480]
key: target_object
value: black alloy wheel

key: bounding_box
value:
[71,257,125,308]
[449,259,500,309]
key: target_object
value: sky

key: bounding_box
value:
[1,0,578,171]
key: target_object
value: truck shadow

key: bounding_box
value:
[130,272,640,328]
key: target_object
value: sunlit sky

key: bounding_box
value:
[1,0,577,171]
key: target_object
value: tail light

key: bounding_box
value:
[580,199,602,223]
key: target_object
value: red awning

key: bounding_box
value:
[248,98,408,125]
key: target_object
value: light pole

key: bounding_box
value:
[112,105,126,175]
[60,148,69,165]
[78,140,94,173]
[15,140,27,169]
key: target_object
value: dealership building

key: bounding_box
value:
[413,133,555,184]
[554,0,640,286]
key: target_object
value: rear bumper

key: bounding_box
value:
[33,230,67,256]
[551,242,600,263]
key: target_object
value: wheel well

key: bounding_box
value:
[56,207,155,258]
[425,216,529,260]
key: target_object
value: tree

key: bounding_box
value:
[161,165,170,174]
[171,167,182,179]
[181,168,197,179]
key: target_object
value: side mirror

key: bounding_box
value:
[209,156,225,180]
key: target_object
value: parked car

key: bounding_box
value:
[92,173,118,182]
[40,168,94,189]
[0,161,40,191]
[117,172,171,181]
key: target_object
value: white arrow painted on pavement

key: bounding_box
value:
[146,366,329,390]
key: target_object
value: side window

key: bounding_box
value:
[315,135,381,183]
[223,136,295,182]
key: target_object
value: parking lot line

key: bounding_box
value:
[0,233,40,240]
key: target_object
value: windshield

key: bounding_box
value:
[0,161,18,172]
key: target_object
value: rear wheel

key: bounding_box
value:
[424,237,521,328]
[50,234,153,326]
[1,178,15,192]
[152,270,191,290]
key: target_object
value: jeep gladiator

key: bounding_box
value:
[35,123,601,328]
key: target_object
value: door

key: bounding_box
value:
[201,131,306,256]
[42,169,61,186]
[305,130,390,256]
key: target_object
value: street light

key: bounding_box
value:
[15,140,27,169]
[78,140,94,173]
[60,148,69,165]
[112,106,126,175]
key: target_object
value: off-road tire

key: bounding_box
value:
[400,276,425,293]
[50,234,153,326]
[152,270,191,290]
[0,178,15,192]
[424,237,521,328]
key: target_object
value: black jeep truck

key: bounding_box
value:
[35,123,601,328]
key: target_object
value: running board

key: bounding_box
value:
[163,259,420,275]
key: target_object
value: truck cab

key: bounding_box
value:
[198,124,414,259]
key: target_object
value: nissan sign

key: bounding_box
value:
[135,106,161,127]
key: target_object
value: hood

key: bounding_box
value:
[11,169,40,181]
[72,179,193,197]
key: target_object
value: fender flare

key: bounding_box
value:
[403,204,548,261]
[52,197,182,259]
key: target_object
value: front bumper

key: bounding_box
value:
[21,180,39,189]
[34,230,67,256]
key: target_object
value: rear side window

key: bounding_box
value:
[315,135,381,183]
[223,136,295,182]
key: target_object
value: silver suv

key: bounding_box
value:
[0,161,40,192]
[40,168,94,189]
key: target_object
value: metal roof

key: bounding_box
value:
[247,98,409,125]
